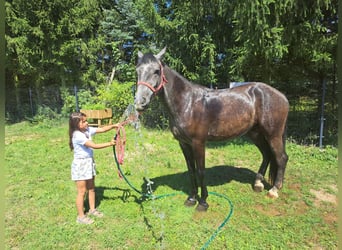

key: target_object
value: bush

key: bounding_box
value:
[138,96,169,129]
[94,80,135,121]
[59,81,169,128]
[60,87,98,116]
[30,105,62,128]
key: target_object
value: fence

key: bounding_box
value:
[5,84,337,146]
[5,85,65,121]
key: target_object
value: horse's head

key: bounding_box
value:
[134,47,167,112]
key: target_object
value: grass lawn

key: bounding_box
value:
[5,121,338,249]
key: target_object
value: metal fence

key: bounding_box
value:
[6,85,65,121]
[5,84,337,147]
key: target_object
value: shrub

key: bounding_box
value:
[60,87,97,116]
[30,105,62,128]
[138,96,169,129]
[95,80,135,121]
[59,81,169,128]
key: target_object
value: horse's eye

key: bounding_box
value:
[154,70,160,75]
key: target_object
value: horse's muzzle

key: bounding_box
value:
[135,105,145,112]
[134,96,149,112]
[134,101,146,112]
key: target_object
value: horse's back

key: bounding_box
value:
[229,82,288,108]
[224,82,289,132]
[252,82,289,111]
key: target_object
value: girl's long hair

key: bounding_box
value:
[69,112,86,150]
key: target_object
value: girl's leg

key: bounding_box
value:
[86,177,95,211]
[86,177,103,217]
[75,180,87,217]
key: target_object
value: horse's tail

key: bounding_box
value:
[268,156,277,186]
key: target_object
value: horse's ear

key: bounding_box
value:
[155,47,166,60]
[138,51,144,59]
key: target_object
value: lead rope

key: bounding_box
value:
[112,131,234,249]
[114,125,126,179]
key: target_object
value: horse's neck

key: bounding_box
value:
[164,65,196,92]
[161,66,184,116]
[162,66,204,119]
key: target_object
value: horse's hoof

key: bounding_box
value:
[253,181,264,192]
[267,187,279,199]
[184,197,197,207]
[196,202,209,212]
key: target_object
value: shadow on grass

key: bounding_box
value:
[141,165,272,196]
[88,186,141,210]
[94,165,272,208]
[94,165,272,243]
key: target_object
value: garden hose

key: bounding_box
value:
[112,134,234,249]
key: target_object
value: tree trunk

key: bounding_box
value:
[14,74,22,120]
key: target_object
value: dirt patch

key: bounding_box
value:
[309,187,338,224]
[255,204,283,216]
[288,183,301,193]
[255,198,309,217]
[5,134,42,145]
[310,188,337,205]
[323,212,338,224]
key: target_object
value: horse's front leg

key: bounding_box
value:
[193,141,209,211]
[179,142,198,206]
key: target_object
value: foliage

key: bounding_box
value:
[29,105,63,128]
[60,87,97,115]
[95,81,135,121]
[6,0,337,89]
[5,122,337,249]
[5,0,338,145]
[5,0,105,87]
[138,96,170,129]
[100,0,146,82]
[230,0,337,83]
[59,81,135,121]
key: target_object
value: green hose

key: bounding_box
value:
[112,144,234,249]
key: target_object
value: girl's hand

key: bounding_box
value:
[110,138,116,146]
[113,123,120,129]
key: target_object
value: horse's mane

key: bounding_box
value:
[166,65,211,91]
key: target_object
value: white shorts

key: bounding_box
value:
[71,158,96,181]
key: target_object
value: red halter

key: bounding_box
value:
[137,62,168,94]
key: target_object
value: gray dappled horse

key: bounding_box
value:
[135,48,289,211]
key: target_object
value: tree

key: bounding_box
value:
[5,0,338,144]
[230,0,337,85]
[99,0,147,82]
[5,0,108,119]
[133,1,336,88]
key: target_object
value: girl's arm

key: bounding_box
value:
[95,123,120,133]
[84,139,115,149]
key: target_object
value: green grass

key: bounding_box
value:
[5,121,337,249]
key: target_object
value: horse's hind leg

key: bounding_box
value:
[247,130,271,192]
[267,136,288,198]
[179,142,198,207]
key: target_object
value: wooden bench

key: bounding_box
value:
[80,108,113,127]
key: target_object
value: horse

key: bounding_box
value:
[134,47,289,211]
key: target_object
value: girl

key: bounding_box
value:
[69,112,119,224]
